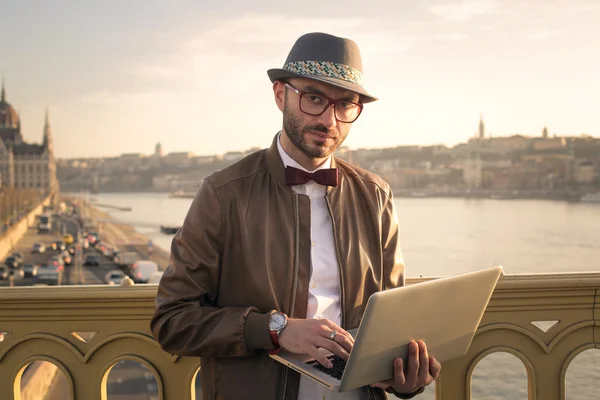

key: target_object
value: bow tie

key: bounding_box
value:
[285,166,338,187]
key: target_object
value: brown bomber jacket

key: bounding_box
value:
[150,134,414,400]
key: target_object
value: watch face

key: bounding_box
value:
[269,312,286,331]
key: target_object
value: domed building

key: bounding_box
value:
[0,82,58,192]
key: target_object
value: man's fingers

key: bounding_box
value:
[329,330,354,353]
[308,348,333,369]
[417,340,430,384]
[429,356,442,379]
[322,320,355,343]
[315,337,351,361]
[393,358,406,386]
[404,341,419,388]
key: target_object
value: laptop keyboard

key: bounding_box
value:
[306,355,346,380]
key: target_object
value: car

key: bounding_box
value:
[4,256,19,269]
[9,268,25,280]
[63,234,74,245]
[50,255,64,267]
[68,246,76,255]
[0,266,8,280]
[104,270,126,285]
[22,263,40,277]
[114,251,139,268]
[35,264,63,285]
[63,254,72,266]
[130,260,159,283]
[32,242,46,253]
[84,254,100,266]
[51,241,66,252]
[11,252,24,263]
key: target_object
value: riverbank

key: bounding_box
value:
[68,197,172,271]
[392,188,589,202]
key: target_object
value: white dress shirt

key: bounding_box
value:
[277,135,367,400]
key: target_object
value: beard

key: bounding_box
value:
[283,106,345,159]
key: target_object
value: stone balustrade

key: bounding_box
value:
[1,272,599,399]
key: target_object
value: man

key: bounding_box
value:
[151,32,441,400]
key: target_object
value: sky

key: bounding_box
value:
[0,0,599,159]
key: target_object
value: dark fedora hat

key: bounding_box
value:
[267,32,378,103]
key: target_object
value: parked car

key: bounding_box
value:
[32,242,46,253]
[22,263,40,277]
[104,270,126,285]
[0,266,8,280]
[84,254,100,266]
[35,264,63,285]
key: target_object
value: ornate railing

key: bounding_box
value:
[1,272,599,399]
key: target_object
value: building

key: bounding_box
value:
[0,83,57,192]
[163,152,194,167]
[574,160,596,184]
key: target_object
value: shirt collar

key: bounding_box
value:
[277,132,332,172]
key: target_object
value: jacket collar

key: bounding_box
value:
[265,133,338,191]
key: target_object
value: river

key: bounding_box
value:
[89,192,600,399]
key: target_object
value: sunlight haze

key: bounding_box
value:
[1,0,598,158]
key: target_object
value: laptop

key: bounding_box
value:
[269,266,503,392]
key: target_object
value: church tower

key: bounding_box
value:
[42,108,53,153]
[41,108,58,193]
[479,114,485,140]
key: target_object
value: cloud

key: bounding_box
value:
[80,89,180,108]
[430,0,500,23]
[434,32,469,42]
[526,29,560,41]
[568,3,600,15]
[117,14,421,90]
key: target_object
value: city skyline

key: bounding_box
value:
[1,0,599,158]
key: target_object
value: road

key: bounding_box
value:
[0,217,103,287]
[1,214,200,398]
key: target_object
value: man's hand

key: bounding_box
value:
[278,318,354,368]
[371,340,441,395]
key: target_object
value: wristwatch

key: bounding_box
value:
[268,311,288,354]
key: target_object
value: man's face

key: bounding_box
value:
[282,78,360,160]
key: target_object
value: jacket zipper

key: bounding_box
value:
[280,193,301,400]
[325,195,345,329]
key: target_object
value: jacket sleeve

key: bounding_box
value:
[150,179,273,358]
[382,190,406,290]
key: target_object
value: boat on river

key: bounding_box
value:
[160,225,180,234]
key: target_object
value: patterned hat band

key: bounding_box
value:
[282,61,364,87]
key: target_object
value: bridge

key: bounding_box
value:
[1,273,600,399]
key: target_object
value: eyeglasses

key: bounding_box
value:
[284,83,363,123]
